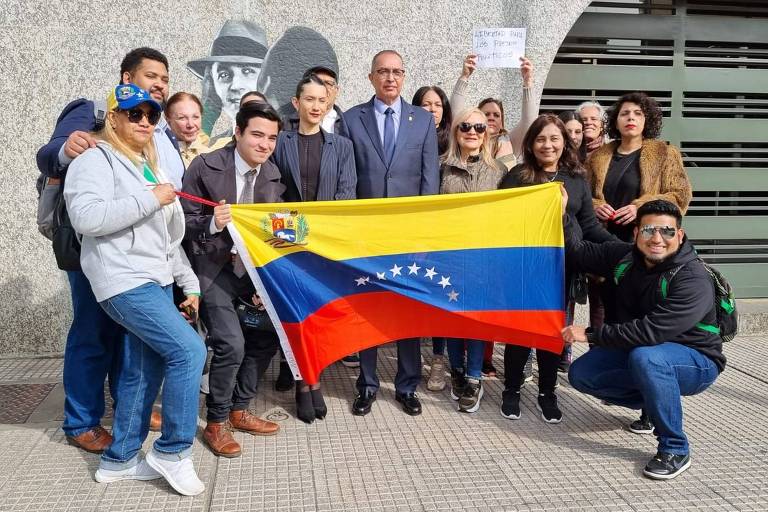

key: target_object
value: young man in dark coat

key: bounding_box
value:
[561,199,726,480]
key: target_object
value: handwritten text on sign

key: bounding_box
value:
[472,28,527,68]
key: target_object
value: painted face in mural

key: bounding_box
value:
[369,52,405,105]
[212,61,262,123]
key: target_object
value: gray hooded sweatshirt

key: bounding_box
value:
[64,142,199,302]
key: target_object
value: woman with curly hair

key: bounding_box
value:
[587,92,692,434]
[589,92,692,242]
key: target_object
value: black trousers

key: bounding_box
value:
[504,344,559,394]
[200,264,279,422]
[356,338,421,396]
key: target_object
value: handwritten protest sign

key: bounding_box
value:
[472,28,527,68]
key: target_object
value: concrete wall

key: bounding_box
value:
[0,0,591,356]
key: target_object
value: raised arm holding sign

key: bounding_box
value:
[472,28,527,68]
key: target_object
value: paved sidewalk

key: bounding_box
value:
[0,336,766,511]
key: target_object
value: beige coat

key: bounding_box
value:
[587,139,692,213]
[440,155,507,195]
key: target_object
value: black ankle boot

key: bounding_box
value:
[295,387,315,424]
[310,388,327,419]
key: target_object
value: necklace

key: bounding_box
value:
[546,170,559,182]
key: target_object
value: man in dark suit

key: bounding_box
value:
[182,102,285,457]
[343,49,440,416]
[35,47,177,453]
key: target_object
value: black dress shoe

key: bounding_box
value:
[395,392,422,416]
[352,392,376,416]
[275,361,295,392]
[295,388,315,424]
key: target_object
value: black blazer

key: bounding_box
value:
[181,144,285,294]
[271,129,357,202]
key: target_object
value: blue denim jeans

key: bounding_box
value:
[569,343,719,455]
[446,339,485,379]
[63,270,124,437]
[98,283,206,469]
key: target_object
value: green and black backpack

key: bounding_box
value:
[612,254,738,342]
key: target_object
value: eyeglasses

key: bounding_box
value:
[374,68,405,79]
[120,108,161,125]
[638,225,677,240]
[320,79,338,88]
[457,122,487,134]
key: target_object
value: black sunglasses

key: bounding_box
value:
[120,107,161,125]
[458,122,487,134]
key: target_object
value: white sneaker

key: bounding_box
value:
[145,449,205,496]
[94,458,162,483]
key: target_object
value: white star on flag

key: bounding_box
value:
[447,290,459,302]
[438,275,451,289]
[355,276,368,286]
[407,263,421,275]
[424,267,437,280]
[376,272,387,280]
[390,264,402,277]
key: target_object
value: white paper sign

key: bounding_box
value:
[472,28,527,68]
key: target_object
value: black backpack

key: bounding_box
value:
[613,254,738,342]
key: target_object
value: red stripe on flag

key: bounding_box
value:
[280,291,565,384]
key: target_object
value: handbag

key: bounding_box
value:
[36,177,60,241]
[235,297,276,333]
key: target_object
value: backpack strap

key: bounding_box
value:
[93,99,107,131]
[613,253,634,285]
[660,259,722,335]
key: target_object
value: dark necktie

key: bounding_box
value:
[233,168,258,278]
[383,107,395,166]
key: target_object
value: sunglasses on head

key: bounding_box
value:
[120,107,161,125]
[638,225,677,240]
[458,122,487,134]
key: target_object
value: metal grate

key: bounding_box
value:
[683,92,768,119]
[681,142,768,168]
[540,89,672,116]
[0,384,56,424]
[555,38,675,66]
[586,0,676,15]
[685,41,768,69]
[687,0,768,18]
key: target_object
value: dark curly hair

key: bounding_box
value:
[412,85,452,155]
[606,92,663,140]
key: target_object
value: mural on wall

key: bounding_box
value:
[187,21,338,142]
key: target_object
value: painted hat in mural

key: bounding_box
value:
[187,20,269,79]
[108,83,163,112]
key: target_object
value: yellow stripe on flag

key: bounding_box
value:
[231,182,563,267]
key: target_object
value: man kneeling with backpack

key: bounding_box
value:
[562,199,729,480]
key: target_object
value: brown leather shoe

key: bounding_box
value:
[203,422,242,458]
[66,426,112,454]
[149,410,162,432]
[229,409,280,436]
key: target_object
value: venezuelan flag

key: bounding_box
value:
[228,183,565,385]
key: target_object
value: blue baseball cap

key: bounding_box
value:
[108,83,163,112]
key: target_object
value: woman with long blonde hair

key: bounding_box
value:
[65,84,206,496]
[440,107,507,413]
